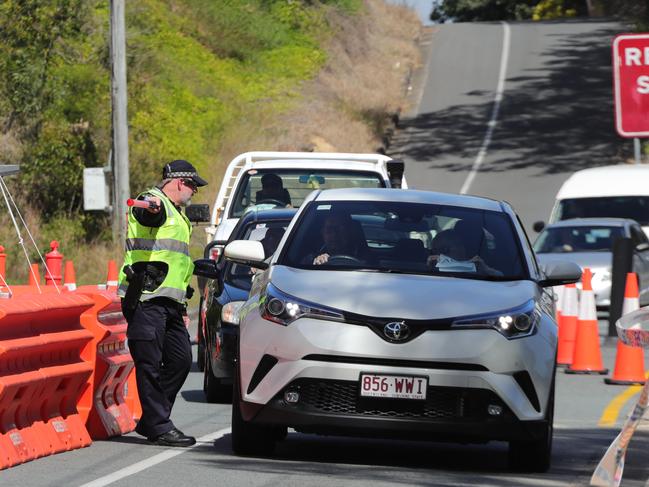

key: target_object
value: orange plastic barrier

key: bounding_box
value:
[0,293,95,469]
[77,287,141,439]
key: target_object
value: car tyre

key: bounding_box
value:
[231,366,276,456]
[197,297,205,372]
[508,371,555,473]
[203,352,231,403]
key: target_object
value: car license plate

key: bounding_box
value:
[359,374,427,400]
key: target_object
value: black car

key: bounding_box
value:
[199,208,297,402]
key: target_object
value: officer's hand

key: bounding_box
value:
[145,196,162,213]
[186,285,195,300]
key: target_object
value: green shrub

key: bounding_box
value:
[0,0,363,251]
[533,0,578,20]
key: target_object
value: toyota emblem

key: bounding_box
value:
[383,321,410,341]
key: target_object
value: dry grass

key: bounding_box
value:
[201,0,421,206]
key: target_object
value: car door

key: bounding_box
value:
[630,223,649,304]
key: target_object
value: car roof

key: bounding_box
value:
[231,208,298,237]
[248,160,385,172]
[312,188,505,212]
[556,164,649,199]
[543,217,634,228]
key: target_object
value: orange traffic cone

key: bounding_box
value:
[605,272,645,385]
[566,268,608,375]
[64,260,77,291]
[557,284,578,367]
[106,260,119,289]
[28,263,41,286]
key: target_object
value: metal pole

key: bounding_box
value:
[634,138,642,164]
[110,0,130,243]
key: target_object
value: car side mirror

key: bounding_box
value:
[636,242,649,252]
[386,159,405,189]
[538,260,582,287]
[186,203,210,223]
[532,221,545,233]
[224,240,268,270]
[193,258,220,279]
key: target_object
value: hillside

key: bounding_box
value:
[0,0,420,284]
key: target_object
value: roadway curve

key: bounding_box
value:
[393,19,629,234]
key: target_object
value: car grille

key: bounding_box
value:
[278,379,506,420]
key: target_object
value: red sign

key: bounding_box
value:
[613,34,649,137]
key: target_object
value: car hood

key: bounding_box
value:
[536,252,611,271]
[268,266,538,320]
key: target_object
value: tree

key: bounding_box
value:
[430,0,537,22]
[595,1,649,29]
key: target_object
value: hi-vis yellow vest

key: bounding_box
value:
[117,187,194,304]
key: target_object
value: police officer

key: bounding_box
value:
[118,159,207,447]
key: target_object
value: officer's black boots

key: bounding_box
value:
[149,427,196,447]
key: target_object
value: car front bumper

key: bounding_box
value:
[239,377,550,442]
[238,309,557,441]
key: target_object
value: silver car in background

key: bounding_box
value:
[533,218,649,309]
[225,188,581,472]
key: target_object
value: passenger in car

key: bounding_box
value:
[312,214,370,265]
[428,229,502,276]
[255,173,292,207]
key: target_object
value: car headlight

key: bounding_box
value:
[259,283,344,326]
[451,300,540,339]
[221,301,245,325]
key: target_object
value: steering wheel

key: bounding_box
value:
[255,198,286,207]
[326,254,363,265]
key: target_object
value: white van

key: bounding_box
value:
[536,164,649,237]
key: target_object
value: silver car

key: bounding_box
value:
[533,218,649,309]
[224,188,581,472]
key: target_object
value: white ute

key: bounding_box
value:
[204,151,407,257]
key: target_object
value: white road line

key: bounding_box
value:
[414,28,436,118]
[459,21,511,195]
[78,427,231,487]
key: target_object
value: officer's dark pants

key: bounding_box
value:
[122,297,192,439]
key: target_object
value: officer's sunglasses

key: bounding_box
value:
[181,179,198,191]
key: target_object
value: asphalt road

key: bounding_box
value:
[393,19,630,235]
[6,19,649,487]
[5,334,649,487]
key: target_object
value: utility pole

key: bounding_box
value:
[110,0,130,243]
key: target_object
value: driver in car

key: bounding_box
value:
[255,173,292,207]
[312,214,369,265]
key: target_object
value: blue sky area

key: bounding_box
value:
[385,0,434,25]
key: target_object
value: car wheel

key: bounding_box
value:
[197,297,205,372]
[231,365,276,456]
[508,372,555,472]
[203,352,231,403]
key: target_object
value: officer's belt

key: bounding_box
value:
[118,283,186,302]
[125,238,189,255]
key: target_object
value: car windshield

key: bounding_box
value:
[225,220,290,290]
[556,197,649,226]
[230,169,385,218]
[280,200,527,280]
[533,225,624,253]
